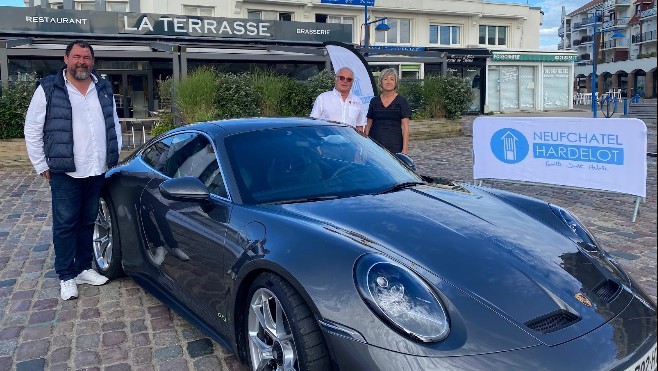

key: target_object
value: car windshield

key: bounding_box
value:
[224,125,423,204]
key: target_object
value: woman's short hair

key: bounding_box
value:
[378,68,399,90]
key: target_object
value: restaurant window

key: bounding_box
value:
[106,1,128,12]
[247,11,262,20]
[316,14,355,37]
[429,25,461,46]
[75,1,95,11]
[183,5,214,17]
[479,25,508,46]
[279,12,293,21]
[376,19,411,44]
[50,2,63,9]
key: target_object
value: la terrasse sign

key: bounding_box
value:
[492,53,578,62]
[2,6,351,43]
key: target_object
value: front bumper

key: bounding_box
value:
[322,296,657,371]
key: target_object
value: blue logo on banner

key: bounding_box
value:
[490,128,529,164]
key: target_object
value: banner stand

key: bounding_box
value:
[474,178,643,222]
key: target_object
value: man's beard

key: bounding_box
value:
[70,66,91,80]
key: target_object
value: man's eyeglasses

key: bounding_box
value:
[337,76,354,83]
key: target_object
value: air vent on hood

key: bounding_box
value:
[525,310,580,334]
[594,280,621,303]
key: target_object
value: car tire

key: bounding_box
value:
[93,194,125,279]
[246,272,330,371]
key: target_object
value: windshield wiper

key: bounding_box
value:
[377,181,426,195]
[268,195,342,205]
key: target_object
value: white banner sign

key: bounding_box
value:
[473,117,647,197]
[325,43,375,106]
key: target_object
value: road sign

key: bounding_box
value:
[320,0,375,6]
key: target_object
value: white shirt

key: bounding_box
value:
[310,89,367,128]
[24,71,122,178]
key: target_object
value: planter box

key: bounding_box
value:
[0,138,31,167]
[410,119,463,140]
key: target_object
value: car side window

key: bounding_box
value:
[141,133,228,199]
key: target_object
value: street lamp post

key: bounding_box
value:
[362,3,389,51]
[591,9,625,118]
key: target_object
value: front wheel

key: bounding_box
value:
[246,273,330,371]
[93,195,124,279]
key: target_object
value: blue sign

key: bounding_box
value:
[368,46,426,51]
[490,128,529,164]
[320,0,376,5]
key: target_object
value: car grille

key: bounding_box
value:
[525,310,580,334]
[594,280,621,303]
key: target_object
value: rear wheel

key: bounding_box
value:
[246,273,330,371]
[93,195,124,278]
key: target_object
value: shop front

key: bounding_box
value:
[0,6,351,118]
[487,51,578,112]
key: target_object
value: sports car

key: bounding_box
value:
[94,118,657,371]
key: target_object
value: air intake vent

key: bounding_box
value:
[594,280,621,302]
[525,310,580,334]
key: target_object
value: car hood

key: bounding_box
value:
[271,184,634,345]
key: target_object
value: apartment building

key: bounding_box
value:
[1,0,578,113]
[559,0,656,98]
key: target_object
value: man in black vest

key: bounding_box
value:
[24,40,122,300]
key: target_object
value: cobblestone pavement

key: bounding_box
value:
[0,113,655,370]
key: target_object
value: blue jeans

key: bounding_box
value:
[50,173,105,281]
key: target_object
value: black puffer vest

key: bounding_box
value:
[38,68,119,173]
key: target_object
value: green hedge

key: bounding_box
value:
[1,68,471,139]
[0,81,34,139]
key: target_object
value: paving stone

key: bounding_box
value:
[76,333,100,351]
[105,363,132,371]
[50,347,71,364]
[15,358,46,371]
[74,350,100,369]
[131,346,153,365]
[153,345,183,362]
[0,326,22,341]
[21,324,52,341]
[187,338,214,358]
[100,345,129,364]
[102,331,128,347]
[193,355,222,370]
[15,339,50,361]
[0,356,12,370]
[130,319,147,334]
[158,358,188,371]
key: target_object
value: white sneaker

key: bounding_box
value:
[60,279,78,300]
[172,248,189,261]
[151,246,166,266]
[75,269,109,286]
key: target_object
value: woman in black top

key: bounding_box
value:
[366,68,412,154]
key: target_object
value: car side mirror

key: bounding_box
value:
[159,177,210,202]
[395,153,416,172]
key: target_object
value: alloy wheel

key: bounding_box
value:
[248,288,298,371]
[93,198,113,271]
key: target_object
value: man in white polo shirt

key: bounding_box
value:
[310,67,367,133]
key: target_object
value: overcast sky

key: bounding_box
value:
[0,0,584,49]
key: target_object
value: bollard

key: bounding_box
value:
[623,98,628,115]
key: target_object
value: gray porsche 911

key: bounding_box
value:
[93,118,656,371]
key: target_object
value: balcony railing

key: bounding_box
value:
[580,53,591,60]
[602,39,629,48]
[572,22,582,29]
[602,20,616,28]
[581,35,594,43]
[640,7,657,18]
[632,30,658,43]
[617,17,630,25]
[573,39,582,46]
[616,0,632,6]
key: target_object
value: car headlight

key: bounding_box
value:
[354,254,450,342]
[550,204,600,252]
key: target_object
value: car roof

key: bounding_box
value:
[205,117,342,135]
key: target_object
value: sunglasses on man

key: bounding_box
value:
[337,76,354,83]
